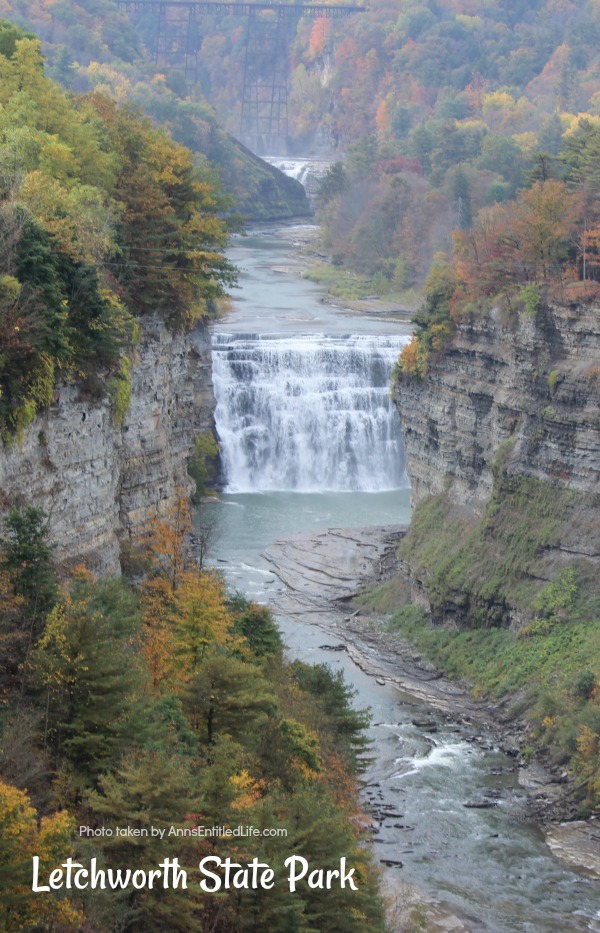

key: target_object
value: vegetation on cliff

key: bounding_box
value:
[0,501,386,931]
[394,117,600,382]
[0,27,235,437]
[389,471,600,810]
[358,455,600,811]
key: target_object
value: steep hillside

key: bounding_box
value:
[296,0,600,290]
[0,3,309,219]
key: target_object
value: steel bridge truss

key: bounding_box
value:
[116,0,363,152]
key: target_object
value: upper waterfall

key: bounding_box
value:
[212,332,410,493]
[263,158,334,202]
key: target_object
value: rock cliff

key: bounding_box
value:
[395,303,600,513]
[387,303,600,823]
[393,301,600,624]
[0,319,215,575]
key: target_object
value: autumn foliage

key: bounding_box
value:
[0,497,386,932]
[0,30,234,437]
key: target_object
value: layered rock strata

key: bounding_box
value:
[395,303,600,512]
[0,318,215,575]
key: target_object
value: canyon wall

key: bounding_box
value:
[394,301,600,622]
[395,303,600,512]
[0,318,215,576]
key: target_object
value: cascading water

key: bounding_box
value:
[212,332,410,493]
[263,158,333,201]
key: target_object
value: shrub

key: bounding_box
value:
[187,432,219,500]
[108,355,132,427]
[573,671,597,702]
[519,282,541,315]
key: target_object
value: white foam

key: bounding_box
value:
[392,741,476,779]
[212,333,410,493]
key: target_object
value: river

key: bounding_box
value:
[201,224,600,932]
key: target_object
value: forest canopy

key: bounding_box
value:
[0,499,385,932]
[0,26,235,437]
[10,0,600,294]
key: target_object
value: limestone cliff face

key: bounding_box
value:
[0,319,215,575]
[394,303,600,514]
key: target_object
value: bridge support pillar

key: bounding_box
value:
[241,8,290,155]
[154,1,202,85]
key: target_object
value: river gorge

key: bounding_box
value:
[0,214,598,931]
[204,223,600,933]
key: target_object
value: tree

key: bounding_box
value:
[185,653,275,745]
[172,569,232,675]
[317,162,347,205]
[255,780,386,933]
[512,179,577,282]
[88,94,236,332]
[140,574,178,692]
[0,779,80,931]
[526,151,558,185]
[449,165,472,230]
[454,181,578,301]
[30,571,146,787]
[477,133,524,189]
[454,202,522,299]
[291,662,371,771]
[144,490,192,592]
[0,506,56,680]
[0,21,36,60]
[562,119,600,279]
[85,748,205,933]
[229,594,282,660]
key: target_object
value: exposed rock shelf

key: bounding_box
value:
[263,524,600,881]
[263,526,405,600]
[264,527,513,725]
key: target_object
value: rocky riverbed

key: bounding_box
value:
[263,525,600,882]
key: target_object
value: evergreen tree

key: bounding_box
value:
[228,594,283,660]
[30,572,147,787]
[291,662,371,771]
[86,748,204,933]
[317,162,347,205]
[0,506,56,682]
[450,166,472,231]
[185,652,275,745]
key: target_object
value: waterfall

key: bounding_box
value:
[264,158,333,201]
[212,332,410,493]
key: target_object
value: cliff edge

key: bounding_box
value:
[395,302,600,512]
[0,319,215,576]
[394,302,600,621]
